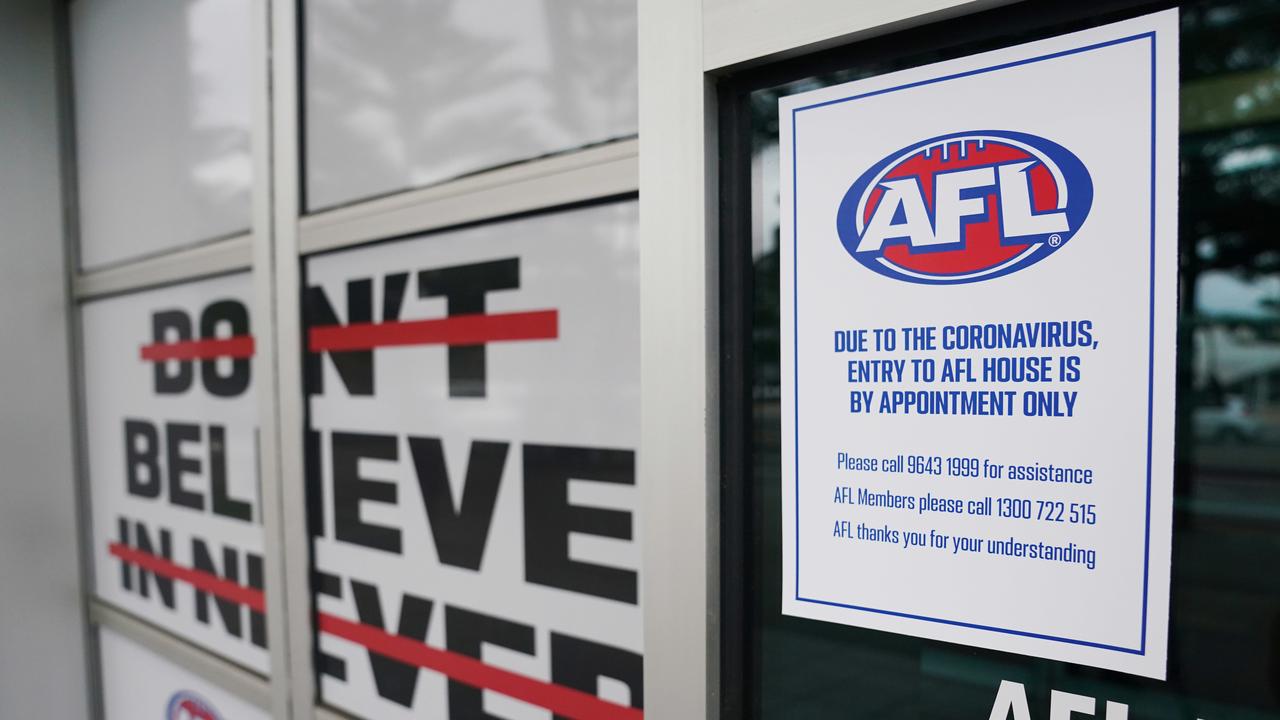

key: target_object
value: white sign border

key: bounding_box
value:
[778,10,1179,679]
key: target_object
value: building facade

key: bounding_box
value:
[0,0,1277,718]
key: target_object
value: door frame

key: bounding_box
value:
[636,1,1017,717]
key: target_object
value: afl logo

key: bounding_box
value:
[836,130,1092,284]
[166,691,221,720]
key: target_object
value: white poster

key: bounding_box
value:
[779,12,1178,678]
[99,626,270,720]
[83,272,268,673]
[304,201,643,719]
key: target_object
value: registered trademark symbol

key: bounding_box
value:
[1048,234,1062,247]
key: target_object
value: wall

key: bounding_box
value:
[0,1,91,717]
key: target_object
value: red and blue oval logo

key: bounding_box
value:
[836,130,1092,284]
[166,691,221,720]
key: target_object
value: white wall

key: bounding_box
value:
[0,1,92,717]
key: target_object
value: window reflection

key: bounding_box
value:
[71,0,252,270]
[303,0,638,211]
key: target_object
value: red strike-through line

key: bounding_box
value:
[108,542,265,612]
[308,310,558,352]
[139,335,256,362]
[318,613,642,720]
[108,543,642,720]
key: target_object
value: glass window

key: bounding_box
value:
[302,0,638,211]
[98,627,270,720]
[71,0,254,270]
[81,272,267,674]
[301,201,643,718]
[726,1,1280,716]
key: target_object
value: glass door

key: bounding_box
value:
[721,1,1280,716]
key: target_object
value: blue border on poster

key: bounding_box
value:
[790,29,1159,656]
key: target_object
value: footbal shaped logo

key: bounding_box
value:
[836,130,1092,284]
[166,691,221,720]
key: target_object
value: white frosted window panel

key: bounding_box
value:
[72,0,253,270]
[99,628,270,720]
[303,0,638,211]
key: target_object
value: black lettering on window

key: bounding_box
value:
[332,431,401,554]
[445,605,535,719]
[418,258,520,398]
[523,444,637,604]
[408,437,508,571]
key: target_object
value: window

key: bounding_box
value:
[722,1,1280,715]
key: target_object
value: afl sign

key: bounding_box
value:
[780,10,1180,681]
[836,130,1093,284]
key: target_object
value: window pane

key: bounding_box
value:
[740,2,1280,716]
[81,272,268,673]
[301,202,643,718]
[71,0,253,270]
[98,627,270,720]
[302,0,638,211]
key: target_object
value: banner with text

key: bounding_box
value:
[84,272,268,673]
[303,201,643,718]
